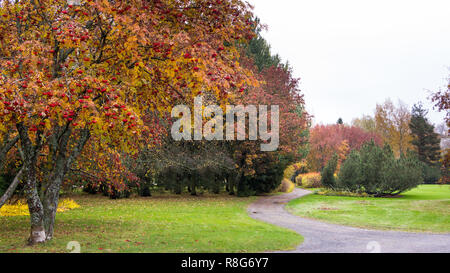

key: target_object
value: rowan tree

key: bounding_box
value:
[0,0,257,244]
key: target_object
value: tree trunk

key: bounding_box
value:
[43,174,64,240]
[16,123,46,245]
[43,153,67,240]
[42,128,90,241]
[24,164,46,245]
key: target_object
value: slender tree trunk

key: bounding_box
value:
[24,165,46,245]
[42,128,90,241]
[0,134,20,207]
[22,153,46,245]
[43,172,65,240]
[16,123,46,245]
[43,145,67,240]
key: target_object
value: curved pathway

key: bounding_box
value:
[248,188,450,253]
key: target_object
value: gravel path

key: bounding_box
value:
[248,188,450,253]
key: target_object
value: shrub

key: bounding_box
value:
[422,164,442,184]
[107,186,131,199]
[358,142,392,193]
[376,152,423,195]
[315,189,372,197]
[300,173,322,188]
[283,165,296,181]
[284,160,308,182]
[336,142,423,196]
[238,155,289,197]
[336,150,362,191]
[278,178,295,193]
[82,182,101,194]
[321,153,338,189]
[295,174,303,185]
[139,185,152,197]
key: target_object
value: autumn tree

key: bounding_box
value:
[431,77,450,184]
[307,124,382,172]
[375,99,413,157]
[352,115,376,133]
[0,0,256,244]
[232,61,310,196]
[125,25,310,198]
[336,139,350,172]
[244,17,284,72]
[431,77,450,128]
[227,31,310,196]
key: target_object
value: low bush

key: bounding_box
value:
[299,172,322,188]
[321,154,338,189]
[278,178,295,193]
[295,174,303,185]
[422,164,442,184]
[284,160,308,183]
[283,165,296,182]
[315,189,373,197]
[336,150,362,191]
[237,155,289,197]
[336,141,423,196]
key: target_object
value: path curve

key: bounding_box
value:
[248,188,450,253]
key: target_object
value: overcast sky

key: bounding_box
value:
[248,0,450,126]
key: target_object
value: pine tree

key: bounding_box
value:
[321,153,338,189]
[409,103,442,183]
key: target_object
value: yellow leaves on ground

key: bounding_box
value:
[0,199,80,217]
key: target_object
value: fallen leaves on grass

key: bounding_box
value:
[0,199,80,216]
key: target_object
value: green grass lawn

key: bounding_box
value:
[287,185,450,233]
[0,193,302,253]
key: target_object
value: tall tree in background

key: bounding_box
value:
[431,77,449,184]
[409,103,442,183]
[435,122,449,150]
[307,124,382,171]
[352,115,376,133]
[234,49,310,196]
[431,77,450,128]
[245,18,284,72]
[375,99,413,157]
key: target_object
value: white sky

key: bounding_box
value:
[247,0,450,126]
